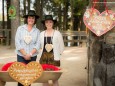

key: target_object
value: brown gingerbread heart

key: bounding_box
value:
[8,62,43,86]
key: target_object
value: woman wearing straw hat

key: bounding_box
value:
[39,15,64,86]
[15,10,40,86]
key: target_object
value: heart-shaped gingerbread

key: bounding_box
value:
[8,62,43,86]
[83,8,115,36]
[45,44,53,52]
[24,35,32,44]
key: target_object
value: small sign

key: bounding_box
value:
[8,62,43,86]
[105,32,115,44]
[83,8,115,36]
[8,5,16,19]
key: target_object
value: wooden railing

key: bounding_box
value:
[61,31,87,47]
[0,29,87,46]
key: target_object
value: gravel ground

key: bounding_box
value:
[0,46,87,86]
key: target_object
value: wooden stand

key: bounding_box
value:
[0,80,5,86]
[0,71,62,86]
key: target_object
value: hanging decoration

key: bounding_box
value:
[8,5,16,19]
[83,0,115,36]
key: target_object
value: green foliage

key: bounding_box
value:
[42,0,88,16]
[73,0,88,16]
[53,0,63,5]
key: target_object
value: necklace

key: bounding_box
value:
[45,30,54,52]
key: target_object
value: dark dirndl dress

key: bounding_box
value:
[40,37,60,66]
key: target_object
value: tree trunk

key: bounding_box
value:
[88,0,105,85]
[36,0,43,31]
[6,0,11,45]
[2,0,5,37]
[70,0,74,30]
[63,2,69,31]
[27,0,30,11]
[7,0,11,29]
[57,5,62,30]
[10,0,20,48]
[88,0,115,86]
[2,0,5,28]
[23,0,26,15]
[80,15,86,31]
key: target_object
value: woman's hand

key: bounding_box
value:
[23,54,31,60]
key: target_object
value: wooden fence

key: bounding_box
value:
[0,30,87,47]
[61,31,87,47]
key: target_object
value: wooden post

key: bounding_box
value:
[48,80,53,86]
[0,64,5,86]
[0,80,5,86]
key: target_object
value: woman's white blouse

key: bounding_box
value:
[15,24,40,57]
[39,30,64,60]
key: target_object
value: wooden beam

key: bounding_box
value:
[0,29,11,31]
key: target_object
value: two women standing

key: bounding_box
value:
[15,10,64,86]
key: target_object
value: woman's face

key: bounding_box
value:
[45,20,54,29]
[27,16,35,25]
